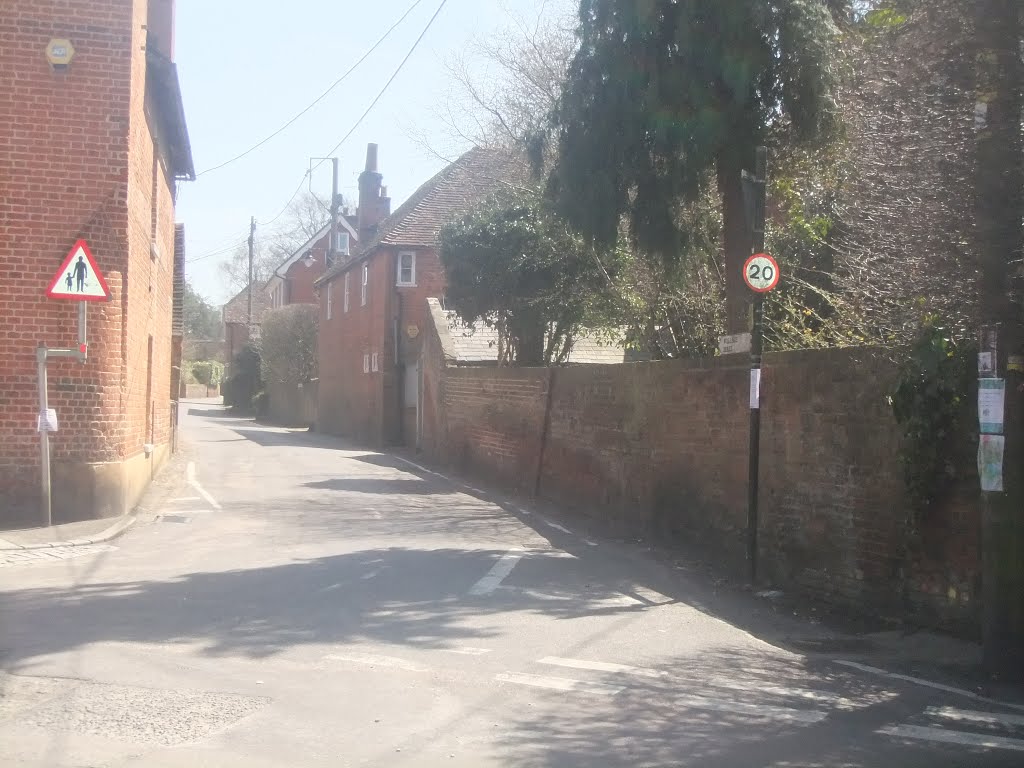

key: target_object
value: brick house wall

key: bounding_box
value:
[0,0,190,526]
[420,340,981,634]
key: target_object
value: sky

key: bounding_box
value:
[175,0,567,305]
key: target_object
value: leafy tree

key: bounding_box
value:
[190,361,224,388]
[183,281,222,340]
[439,188,621,365]
[547,0,842,333]
[260,304,319,384]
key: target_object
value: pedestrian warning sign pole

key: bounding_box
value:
[37,239,110,526]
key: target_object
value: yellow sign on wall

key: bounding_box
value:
[46,39,75,68]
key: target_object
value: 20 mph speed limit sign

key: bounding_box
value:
[743,253,780,293]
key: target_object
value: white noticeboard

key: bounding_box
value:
[978,379,1005,434]
[749,369,761,409]
[37,408,58,433]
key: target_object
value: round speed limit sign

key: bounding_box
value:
[743,253,780,293]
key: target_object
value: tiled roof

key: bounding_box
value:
[222,282,272,325]
[318,147,527,285]
[428,299,634,365]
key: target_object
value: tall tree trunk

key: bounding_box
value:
[718,152,753,335]
[975,0,1024,680]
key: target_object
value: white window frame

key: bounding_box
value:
[343,272,350,313]
[396,251,416,286]
[361,263,368,306]
[363,353,370,373]
[326,281,332,320]
[371,352,379,372]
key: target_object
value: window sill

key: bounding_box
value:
[396,283,418,288]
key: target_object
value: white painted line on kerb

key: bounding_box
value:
[496,672,623,696]
[878,724,1024,752]
[469,550,523,595]
[391,456,448,480]
[927,705,1024,729]
[836,660,1024,712]
[444,647,493,656]
[540,518,573,535]
[170,496,202,502]
[324,652,428,673]
[186,461,222,510]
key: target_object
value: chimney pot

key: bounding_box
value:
[365,143,378,173]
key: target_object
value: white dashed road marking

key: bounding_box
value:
[468,550,523,596]
[878,724,1024,752]
[186,461,222,510]
[324,652,428,673]
[495,672,623,696]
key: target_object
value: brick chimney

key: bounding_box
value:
[357,143,391,240]
[147,0,176,59]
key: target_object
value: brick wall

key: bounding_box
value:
[0,0,181,525]
[421,340,981,632]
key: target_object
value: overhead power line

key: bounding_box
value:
[196,0,427,177]
[262,0,450,225]
[313,0,450,171]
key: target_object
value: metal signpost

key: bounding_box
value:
[741,147,778,583]
[38,239,110,525]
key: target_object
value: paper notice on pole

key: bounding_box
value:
[978,434,1004,492]
[978,378,1005,434]
[750,368,761,409]
[37,408,58,433]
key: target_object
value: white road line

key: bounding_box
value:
[674,693,827,724]
[583,539,598,547]
[391,456,448,480]
[630,586,674,605]
[324,652,428,673]
[538,658,845,705]
[186,461,222,510]
[927,705,1024,729]
[170,496,202,502]
[539,657,663,678]
[497,586,643,608]
[361,568,385,580]
[496,672,623,696]
[318,582,344,593]
[540,518,573,535]
[878,724,1024,751]
[444,647,493,656]
[469,550,524,596]
[836,660,1024,713]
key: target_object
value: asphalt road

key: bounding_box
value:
[1,401,1022,767]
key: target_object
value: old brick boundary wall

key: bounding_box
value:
[422,322,980,635]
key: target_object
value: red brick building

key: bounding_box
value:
[0,0,193,526]
[314,145,521,447]
[267,216,360,309]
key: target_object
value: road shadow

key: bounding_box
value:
[487,647,958,768]
[1,547,676,664]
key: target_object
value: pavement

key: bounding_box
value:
[1,400,1022,767]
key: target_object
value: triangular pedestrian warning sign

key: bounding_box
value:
[46,239,111,301]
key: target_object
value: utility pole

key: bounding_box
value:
[247,216,255,326]
[975,0,1024,680]
[329,157,340,267]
